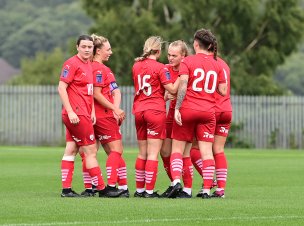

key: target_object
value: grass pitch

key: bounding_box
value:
[0,146,303,226]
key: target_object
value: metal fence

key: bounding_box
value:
[0,85,303,149]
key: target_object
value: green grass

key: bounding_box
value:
[0,146,303,226]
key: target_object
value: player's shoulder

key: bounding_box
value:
[64,55,82,67]
[217,56,229,67]
[181,55,196,63]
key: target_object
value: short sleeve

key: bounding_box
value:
[159,66,173,85]
[178,59,190,76]
[60,63,77,84]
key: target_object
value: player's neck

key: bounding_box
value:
[92,56,103,64]
[147,55,157,60]
[196,49,213,55]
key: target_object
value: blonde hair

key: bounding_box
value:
[91,34,109,56]
[135,36,163,62]
[168,40,190,57]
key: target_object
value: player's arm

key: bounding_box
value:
[217,83,227,96]
[112,88,125,121]
[58,81,79,124]
[91,101,96,125]
[217,68,228,96]
[174,74,188,126]
[93,87,124,120]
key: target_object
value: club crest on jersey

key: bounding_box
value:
[165,71,171,80]
[96,72,102,83]
[61,69,69,78]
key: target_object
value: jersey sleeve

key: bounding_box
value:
[60,62,77,84]
[218,67,228,85]
[178,59,190,76]
[107,70,119,92]
[93,68,106,87]
[159,65,173,85]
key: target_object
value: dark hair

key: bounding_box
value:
[76,35,93,46]
[194,29,217,60]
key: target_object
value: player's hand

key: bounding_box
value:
[167,93,176,100]
[91,112,96,125]
[68,111,80,125]
[113,108,125,121]
[174,109,182,126]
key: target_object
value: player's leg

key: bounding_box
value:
[176,142,193,198]
[134,111,147,197]
[212,135,227,198]
[143,110,166,198]
[60,140,79,197]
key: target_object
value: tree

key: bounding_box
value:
[8,48,65,85]
[82,0,304,95]
[0,0,92,68]
[274,49,304,95]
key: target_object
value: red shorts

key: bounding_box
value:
[135,110,166,140]
[63,114,96,146]
[171,108,216,142]
[215,111,232,137]
[165,108,174,139]
[94,116,122,144]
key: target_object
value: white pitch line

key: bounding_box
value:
[2,216,304,226]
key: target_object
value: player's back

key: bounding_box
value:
[179,53,224,112]
[132,58,172,113]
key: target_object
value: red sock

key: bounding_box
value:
[190,148,203,176]
[214,152,228,190]
[135,158,146,189]
[117,157,128,187]
[170,152,183,180]
[182,157,193,189]
[88,166,105,190]
[106,151,121,186]
[202,159,215,189]
[145,160,158,191]
[79,152,92,189]
[161,155,172,182]
[61,156,75,189]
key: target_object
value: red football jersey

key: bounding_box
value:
[178,53,226,112]
[60,55,94,117]
[132,58,173,113]
[166,64,179,109]
[92,61,118,118]
[215,57,232,112]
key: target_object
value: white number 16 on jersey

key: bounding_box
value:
[137,74,152,96]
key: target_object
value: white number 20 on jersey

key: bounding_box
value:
[192,68,218,93]
[137,74,151,96]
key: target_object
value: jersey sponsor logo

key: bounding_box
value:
[72,135,81,143]
[220,127,229,134]
[147,129,159,136]
[202,132,214,139]
[98,135,112,141]
[110,81,118,91]
[87,84,93,95]
[96,71,102,83]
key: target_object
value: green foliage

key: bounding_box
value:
[226,122,254,148]
[0,0,91,68]
[274,46,304,95]
[82,0,304,94]
[8,48,65,85]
